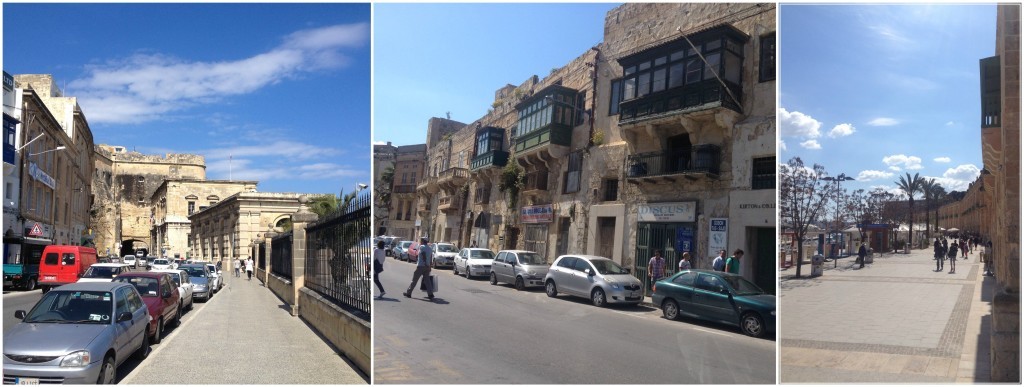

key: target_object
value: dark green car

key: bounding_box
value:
[652,269,775,338]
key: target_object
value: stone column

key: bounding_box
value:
[288,195,319,316]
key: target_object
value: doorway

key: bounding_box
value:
[753,227,776,295]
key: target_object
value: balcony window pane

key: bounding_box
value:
[624,78,636,99]
[685,59,702,84]
[637,73,650,97]
[703,53,721,80]
[638,61,651,71]
[669,63,684,88]
[624,66,635,76]
[726,38,743,55]
[670,50,685,61]
[705,39,721,51]
[654,56,667,66]
[652,68,667,92]
[724,51,741,84]
[609,79,621,115]
[686,47,697,57]
[542,106,551,127]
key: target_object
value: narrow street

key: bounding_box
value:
[373,259,776,384]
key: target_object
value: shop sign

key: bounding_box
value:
[708,218,728,256]
[521,205,553,223]
[28,162,56,189]
[637,201,695,222]
[676,226,694,252]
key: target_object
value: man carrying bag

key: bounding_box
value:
[404,236,435,300]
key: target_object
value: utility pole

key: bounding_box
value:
[822,173,854,267]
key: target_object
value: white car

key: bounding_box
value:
[151,268,195,312]
[78,263,134,283]
[431,243,459,269]
[150,258,175,271]
[453,248,496,278]
[123,255,138,267]
[138,256,148,269]
[204,263,223,292]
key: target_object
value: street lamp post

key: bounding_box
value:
[822,173,854,267]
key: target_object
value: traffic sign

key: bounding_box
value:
[28,223,43,237]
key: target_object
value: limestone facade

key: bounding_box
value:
[150,179,258,259]
[936,177,987,237]
[187,192,305,266]
[408,3,776,292]
[373,141,397,234]
[389,144,426,240]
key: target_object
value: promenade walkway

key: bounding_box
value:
[121,271,368,384]
[781,244,993,383]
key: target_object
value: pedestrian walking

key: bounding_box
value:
[373,240,386,298]
[947,241,958,273]
[678,252,692,271]
[712,250,727,271]
[933,238,944,271]
[245,257,254,281]
[233,259,241,278]
[960,239,968,259]
[403,236,434,300]
[724,249,743,274]
[858,243,867,269]
[648,250,666,290]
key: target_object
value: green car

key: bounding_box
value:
[652,269,775,338]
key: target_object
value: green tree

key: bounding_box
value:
[895,172,924,251]
[929,183,947,233]
[920,178,937,239]
[780,157,833,277]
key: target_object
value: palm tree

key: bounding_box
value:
[930,184,947,233]
[920,178,936,239]
[895,172,924,251]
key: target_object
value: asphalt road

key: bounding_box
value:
[3,282,218,383]
[374,259,776,384]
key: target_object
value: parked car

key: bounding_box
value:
[137,257,148,269]
[150,269,195,313]
[122,255,137,268]
[4,252,41,290]
[431,243,458,269]
[112,272,181,344]
[180,264,214,302]
[78,263,134,283]
[3,282,151,384]
[489,250,548,289]
[393,241,413,260]
[652,269,775,338]
[204,263,222,292]
[149,258,174,271]
[543,255,644,307]
[454,248,495,279]
[38,245,98,293]
[382,236,399,256]
[404,242,421,262]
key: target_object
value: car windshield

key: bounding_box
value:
[518,253,545,265]
[469,250,495,259]
[723,276,765,295]
[153,259,169,265]
[168,273,181,286]
[82,266,120,279]
[591,259,629,275]
[183,267,207,278]
[400,242,412,248]
[24,290,113,324]
[436,244,457,253]
[113,276,161,297]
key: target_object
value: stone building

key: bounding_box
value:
[187,192,305,264]
[150,178,258,259]
[389,143,426,240]
[4,74,94,267]
[936,177,987,237]
[372,141,397,234]
[411,3,776,292]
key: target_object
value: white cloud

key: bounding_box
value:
[883,154,923,170]
[867,117,900,126]
[857,170,894,181]
[868,24,914,45]
[934,157,951,163]
[945,121,955,126]
[779,108,822,138]
[921,164,981,192]
[800,139,822,150]
[778,139,787,152]
[828,123,856,138]
[372,141,389,146]
[871,184,907,197]
[203,140,342,161]
[889,166,902,172]
[69,23,369,124]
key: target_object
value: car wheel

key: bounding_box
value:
[152,319,163,344]
[40,285,50,294]
[663,299,680,320]
[489,272,497,285]
[25,278,36,291]
[186,296,194,311]
[515,277,525,291]
[591,288,607,307]
[741,312,766,338]
[172,305,182,327]
[453,265,459,276]
[97,355,115,384]
[545,281,558,297]
[134,330,151,361]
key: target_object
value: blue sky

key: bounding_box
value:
[3,3,371,196]
[374,3,618,145]
[780,4,995,196]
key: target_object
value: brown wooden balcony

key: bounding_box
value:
[393,184,417,194]
[474,187,491,205]
[625,145,720,183]
[417,200,431,215]
[438,167,469,190]
[438,195,462,213]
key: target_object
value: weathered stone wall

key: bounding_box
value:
[151,179,257,258]
[298,288,370,375]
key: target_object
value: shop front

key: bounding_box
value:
[632,201,697,295]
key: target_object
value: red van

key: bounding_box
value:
[38,245,98,292]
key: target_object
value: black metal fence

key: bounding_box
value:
[625,145,721,178]
[305,193,371,320]
[257,242,266,270]
[271,231,293,280]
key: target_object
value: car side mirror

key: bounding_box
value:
[718,286,729,295]
[14,310,26,319]
[116,312,133,322]
[510,261,516,267]
[585,269,595,277]
[624,268,631,274]
[163,291,172,299]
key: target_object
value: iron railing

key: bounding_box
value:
[393,185,417,194]
[625,144,721,178]
[271,232,293,280]
[305,193,371,320]
[523,170,549,191]
[257,242,266,270]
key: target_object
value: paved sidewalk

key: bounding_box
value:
[121,273,368,384]
[781,245,993,383]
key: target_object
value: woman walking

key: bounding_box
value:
[245,257,254,281]
[947,240,959,274]
[933,238,944,272]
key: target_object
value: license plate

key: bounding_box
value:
[43,276,56,281]
[16,377,39,385]
[628,292,638,298]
